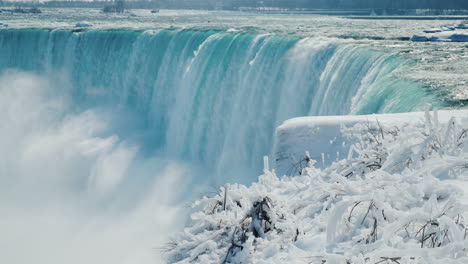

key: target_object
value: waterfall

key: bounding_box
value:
[0,28,441,181]
[0,26,447,264]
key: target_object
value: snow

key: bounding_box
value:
[274,110,468,176]
[166,109,468,263]
[423,28,443,33]
[75,22,92,27]
[411,31,468,42]
[410,35,430,41]
[412,24,468,42]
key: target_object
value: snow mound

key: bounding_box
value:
[455,24,468,29]
[423,28,443,33]
[165,110,468,263]
[410,35,430,42]
[75,22,92,28]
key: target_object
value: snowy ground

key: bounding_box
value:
[166,109,468,263]
[275,110,468,175]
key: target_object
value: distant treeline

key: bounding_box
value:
[1,0,468,11]
[226,0,468,10]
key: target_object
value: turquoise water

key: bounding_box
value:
[0,28,441,179]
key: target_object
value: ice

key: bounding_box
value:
[412,24,468,42]
[448,33,468,42]
[75,22,92,27]
[424,27,442,33]
[411,32,468,42]
[410,34,430,41]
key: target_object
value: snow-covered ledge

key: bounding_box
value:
[274,110,468,176]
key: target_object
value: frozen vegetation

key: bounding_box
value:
[166,109,468,263]
[274,110,468,174]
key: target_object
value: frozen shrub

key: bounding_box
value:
[165,110,468,263]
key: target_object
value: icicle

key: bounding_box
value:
[452,118,458,151]
[425,104,433,134]
[223,184,228,211]
[433,107,439,129]
[305,151,317,167]
[263,156,270,173]
[347,145,355,160]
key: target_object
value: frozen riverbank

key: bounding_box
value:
[167,109,468,263]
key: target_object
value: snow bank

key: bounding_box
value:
[166,109,468,263]
[274,110,468,176]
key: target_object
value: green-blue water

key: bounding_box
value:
[0,28,441,178]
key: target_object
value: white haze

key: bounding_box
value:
[0,70,194,264]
